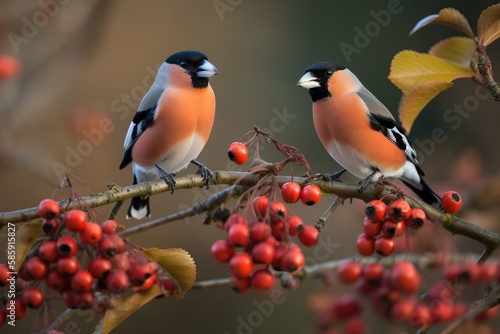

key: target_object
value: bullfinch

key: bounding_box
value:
[120,50,218,219]
[297,62,441,207]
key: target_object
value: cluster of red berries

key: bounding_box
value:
[315,260,500,332]
[0,199,173,328]
[355,199,426,257]
[211,194,321,293]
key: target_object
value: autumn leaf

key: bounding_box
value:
[477,3,500,46]
[389,50,474,94]
[142,248,196,299]
[399,81,454,133]
[428,36,476,67]
[409,7,474,38]
[102,285,162,334]
[15,220,43,271]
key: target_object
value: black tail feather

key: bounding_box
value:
[401,178,441,208]
[126,175,151,219]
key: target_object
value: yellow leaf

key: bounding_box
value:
[428,37,476,66]
[389,50,474,94]
[102,285,162,334]
[142,248,196,299]
[399,81,454,133]
[409,8,474,38]
[15,220,43,271]
[477,3,500,46]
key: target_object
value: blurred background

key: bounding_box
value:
[1,0,499,333]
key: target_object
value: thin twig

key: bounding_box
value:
[314,196,344,232]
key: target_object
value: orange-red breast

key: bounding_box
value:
[298,62,440,207]
[120,50,218,219]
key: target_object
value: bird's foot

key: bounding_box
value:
[358,171,381,193]
[156,165,176,194]
[191,160,213,189]
[310,169,347,183]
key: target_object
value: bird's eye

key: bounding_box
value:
[326,70,333,77]
[180,62,188,69]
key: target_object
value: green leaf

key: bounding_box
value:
[142,248,196,299]
[389,50,474,94]
[15,220,43,271]
[428,36,476,66]
[409,8,474,38]
[399,81,454,133]
[477,3,500,46]
[102,285,162,334]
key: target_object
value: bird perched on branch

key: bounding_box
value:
[297,62,441,207]
[120,50,218,219]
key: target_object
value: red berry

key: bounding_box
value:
[162,279,175,292]
[362,263,384,283]
[375,236,395,256]
[46,268,70,292]
[388,199,411,221]
[271,220,286,241]
[475,304,500,321]
[391,296,417,322]
[64,210,88,232]
[56,256,80,276]
[135,273,157,292]
[280,182,302,204]
[365,200,387,221]
[406,208,426,230]
[98,235,125,257]
[57,236,78,257]
[389,261,420,293]
[337,261,362,284]
[0,55,21,79]
[76,291,95,310]
[38,241,59,263]
[105,269,130,293]
[362,217,382,237]
[430,300,455,323]
[269,201,287,222]
[228,142,248,165]
[230,276,251,293]
[128,263,154,286]
[280,249,305,273]
[409,303,432,327]
[345,317,366,334]
[251,242,276,264]
[285,216,304,236]
[26,256,49,279]
[251,196,268,218]
[381,217,399,238]
[21,287,45,309]
[0,264,10,286]
[441,191,462,214]
[42,217,61,235]
[332,294,362,318]
[229,253,253,278]
[88,258,112,279]
[300,184,321,205]
[101,220,119,234]
[228,224,250,247]
[111,252,131,272]
[249,222,271,242]
[251,269,275,290]
[224,214,248,233]
[62,289,79,309]
[80,222,103,244]
[298,225,319,247]
[38,199,60,219]
[12,297,27,319]
[356,234,375,256]
[210,240,235,263]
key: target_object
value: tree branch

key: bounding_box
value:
[1,171,498,255]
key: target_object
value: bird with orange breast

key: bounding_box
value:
[120,50,218,219]
[297,62,441,207]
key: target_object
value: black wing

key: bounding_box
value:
[119,104,157,169]
[368,113,424,176]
